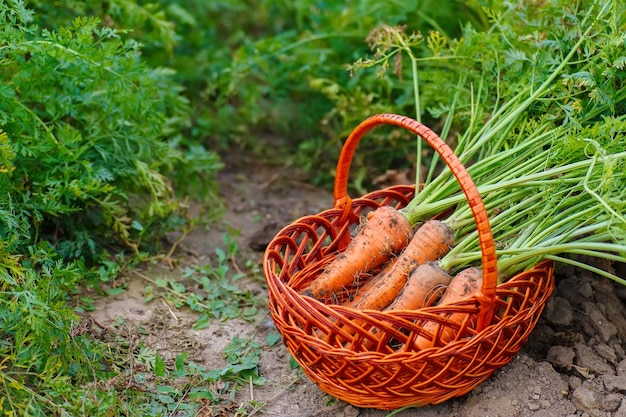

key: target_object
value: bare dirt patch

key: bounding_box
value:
[89,151,626,417]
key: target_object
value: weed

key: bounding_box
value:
[140,233,263,329]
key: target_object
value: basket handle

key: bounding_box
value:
[333,113,497,330]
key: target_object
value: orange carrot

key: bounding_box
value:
[414,267,483,350]
[346,219,455,311]
[301,206,412,301]
[434,266,482,305]
[384,261,452,311]
[347,262,452,351]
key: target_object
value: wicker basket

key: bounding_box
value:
[263,114,555,409]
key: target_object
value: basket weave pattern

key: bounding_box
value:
[263,114,555,409]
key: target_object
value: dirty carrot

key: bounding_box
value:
[348,261,452,351]
[346,219,455,311]
[435,266,482,306]
[384,261,452,311]
[301,205,412,300]
[414,267,483,350]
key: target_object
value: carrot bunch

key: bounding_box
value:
[298,7,626,351]
[299,134,626,350]
[298,208,485,350]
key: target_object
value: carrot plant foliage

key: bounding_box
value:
[216,0,626,189]
[0,1,224,415]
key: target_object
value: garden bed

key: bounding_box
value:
[89,149,626,416]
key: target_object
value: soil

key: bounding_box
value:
[90,150,626,417]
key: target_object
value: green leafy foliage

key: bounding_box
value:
[1,6,186,261]
[217,336,265,385]
[142,234,262,329]
[231,0,490,184]
[94,0,487,184]
[339,0,626,190]
[0,0,223,415]
[18,0,490,183]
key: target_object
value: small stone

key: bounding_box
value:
[584,302,618,342]
[540,399,551,409]
[248,221,280,251]
[603,393,624,412]
[592,280,626,338]
[572,385,600,415]
[580,320,597,341]
[528,402,540,411]
[612,342,625,362]
[578,281,595,300]
[545,296,575,327]
[575,343,615,375]
[594,343,617,363]
[569,375,582,390]
[602,373,626,392]
[547,345,575,369]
